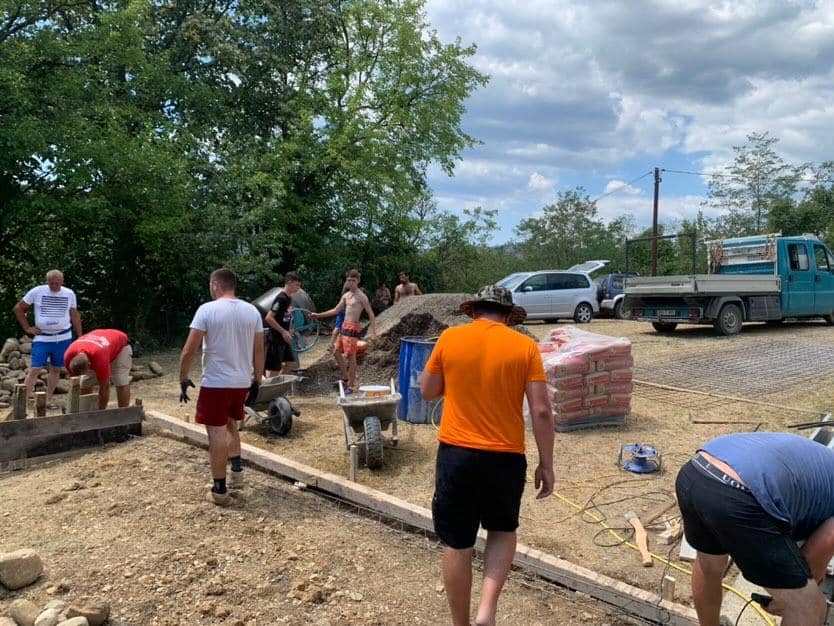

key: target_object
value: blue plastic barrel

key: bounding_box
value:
[397,336,443,424]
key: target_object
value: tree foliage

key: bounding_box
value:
[514,188,632,273]
[0,0,487,342]
[704,131,802,235]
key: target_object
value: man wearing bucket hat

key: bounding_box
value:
[420,285,554,626]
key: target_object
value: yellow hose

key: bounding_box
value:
[552,491,776,626]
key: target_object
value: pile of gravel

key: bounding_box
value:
[298,293,534,394]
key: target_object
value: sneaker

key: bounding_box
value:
[208,490,232,506]
[228,469,244,490]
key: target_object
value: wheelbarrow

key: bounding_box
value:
[242,374,302,436]
[338,380,400,481]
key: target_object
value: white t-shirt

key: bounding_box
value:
[189,298,261,388]
[23,285,77,343]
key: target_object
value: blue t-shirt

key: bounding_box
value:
[703,432,834,538]
[335,309,346,329]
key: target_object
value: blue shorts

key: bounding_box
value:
[31,338,73,368]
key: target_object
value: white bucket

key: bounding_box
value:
[358,385,390,398]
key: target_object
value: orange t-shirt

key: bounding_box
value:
[424,319,545,454]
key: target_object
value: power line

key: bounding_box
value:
[592,170,654,202]
[661,168,834,185]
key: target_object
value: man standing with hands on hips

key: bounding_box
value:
[420,285,554,626]
[13,269,82,408]
[179,268,264,506]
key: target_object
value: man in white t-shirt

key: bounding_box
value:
[13,269,82,408]
[178,268,264,506]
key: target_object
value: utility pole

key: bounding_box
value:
[651,167,661,276]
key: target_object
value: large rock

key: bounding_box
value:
[56,618,88,626]
[9,598,40,626]
[66,599,109,626]
[0,549,43,590]
[33,608,60,626]
[147,361,164,376]
[0,338,19,360]
[19,342,32,354]
[0,617,18,626]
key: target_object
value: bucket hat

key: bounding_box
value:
[460,285,527,325]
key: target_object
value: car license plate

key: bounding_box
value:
[658,309,677,316]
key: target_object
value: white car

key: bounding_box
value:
[496,261,608,323]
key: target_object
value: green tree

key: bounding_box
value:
[0,0,488,342]
[704,131,801,235]
[514,188,632,271]
[768,162,834,246]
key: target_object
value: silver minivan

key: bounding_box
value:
[495,261,608,323]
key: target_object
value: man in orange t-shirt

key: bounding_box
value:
[420,285,554,626]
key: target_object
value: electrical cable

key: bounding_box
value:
[551,490,777,626]
[592,170,654,202]
[735,598,756,626]
[661,167,834,185]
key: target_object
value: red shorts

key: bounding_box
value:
[195,387,249,427]
[335,321,361,356]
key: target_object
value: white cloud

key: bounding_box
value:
[527,172,555,192]
[423,0,834,243]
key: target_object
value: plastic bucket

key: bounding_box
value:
[358,385,390,398]
[397,336,443,424]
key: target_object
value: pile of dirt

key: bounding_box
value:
[298,293,536,393]
[298,293,471,392]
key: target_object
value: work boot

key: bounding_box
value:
[208,489,232,507]
[228,469,244,490]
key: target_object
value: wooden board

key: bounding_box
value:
[79,393,99,413]
[145,410,699,626]
[0,406,144,462]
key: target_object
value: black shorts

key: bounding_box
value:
[432,443,527,549]
[675,457,811,589]
[265,333,296,370]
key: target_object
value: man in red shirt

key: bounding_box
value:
[64,329,133,409]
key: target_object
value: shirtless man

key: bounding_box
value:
[312,269,377,392]
[394,271,422,303]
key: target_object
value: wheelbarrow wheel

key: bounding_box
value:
[363,415,384,469]
[268,397,293,436]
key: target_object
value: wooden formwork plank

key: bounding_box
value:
[0,406,144,462]
[79,393,99,413]
[35,392,46,418]
[12,384,27,419]
[145,410,699,626]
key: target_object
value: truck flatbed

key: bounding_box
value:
[625,274,780,297]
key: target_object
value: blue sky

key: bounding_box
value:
[422,0,834,244]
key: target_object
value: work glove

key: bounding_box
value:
[245,380,260,407]
[179,379,196,403]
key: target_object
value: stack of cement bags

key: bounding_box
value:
[538,327,633,432]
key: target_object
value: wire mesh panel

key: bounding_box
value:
[635,338,834,398]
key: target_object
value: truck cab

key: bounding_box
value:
[778,237,834,317]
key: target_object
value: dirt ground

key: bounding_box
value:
[3,316,834,625]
